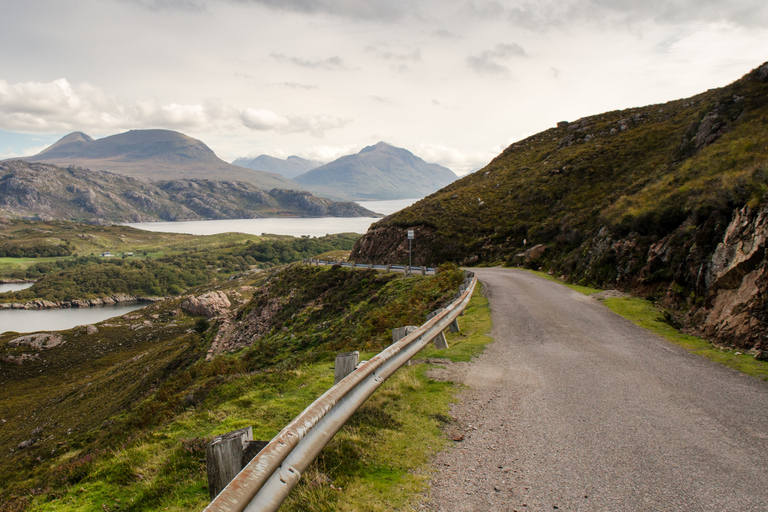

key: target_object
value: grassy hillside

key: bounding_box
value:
[350,62,768,352]
[353,63,768,266]
[0,161,373,223]
[0,264,481,511]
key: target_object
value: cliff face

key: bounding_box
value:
[350,62,768,353]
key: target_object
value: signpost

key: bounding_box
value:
[407,229,414,273]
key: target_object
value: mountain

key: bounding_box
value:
[293,142,457,201]
[351,62,768,354]
[24,129,300,191]
[232,154,324,179]
[0,160,375,223]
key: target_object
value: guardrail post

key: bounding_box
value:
[425,309,448,349]
[386,264,391,273]
[392,326,418,365]
[334,351,360,384]
[368,263,373,269]
[421,266,426,276]
[206,427,261,500]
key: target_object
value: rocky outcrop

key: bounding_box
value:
[181,291,231,319]
[7,333,64,349]
[689,204,768,351]
[0,294,163,310]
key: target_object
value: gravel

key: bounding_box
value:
[422,267,768,511]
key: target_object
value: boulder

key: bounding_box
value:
[182,291,231,319]
[7,333,65,349]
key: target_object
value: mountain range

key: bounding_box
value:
[0,160,374,223]
[231,154,324,179]
[293,142,457,200]
[351,62,768,354]
[18,132,456,202]
[23,129,299,191]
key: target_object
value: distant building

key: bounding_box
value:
[101,252,112,257]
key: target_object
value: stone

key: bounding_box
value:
[7,333,64,349]
[86,325,98,335]
[182,291,231,319]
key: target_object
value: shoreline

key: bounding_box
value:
[0,294,166,310]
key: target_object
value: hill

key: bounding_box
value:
[23,129,300,191]
[293,142,457,200]
[351,62,768,353]
[0,160,375,223]
[231,154,324,179]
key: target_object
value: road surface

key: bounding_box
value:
[425,267,768,511]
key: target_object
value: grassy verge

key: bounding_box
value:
[282,284,492,511]
[526,268,768,382]
[602,297,768,382]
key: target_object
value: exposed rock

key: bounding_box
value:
[7,333,65,349]
[517,244,547,262]
[18,439,35,450]
[86,325,98,335]
[181,291,231,319]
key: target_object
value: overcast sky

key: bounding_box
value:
[1,0,767,175]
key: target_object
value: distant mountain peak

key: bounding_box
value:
[294,142,456,201]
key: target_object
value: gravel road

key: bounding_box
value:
[423,267,768,511]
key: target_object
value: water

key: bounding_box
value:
[1,303,147,335]
[0,282,33,294]
[1,198,421,335]
[123,198,420,237]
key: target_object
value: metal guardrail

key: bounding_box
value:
[204,273,477,512]
[304,259,436,275]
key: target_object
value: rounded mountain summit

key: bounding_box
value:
[26,129,296,190]
[292,141,458,201]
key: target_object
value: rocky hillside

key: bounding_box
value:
[0,160,374,223]
[294,142,457,200]
[232,154,324,179]
[351,62,768,353]
[23,129,299,191]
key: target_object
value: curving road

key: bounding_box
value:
[426,267,768,511]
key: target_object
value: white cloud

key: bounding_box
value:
[415,143,499,176]
[0,78,347,138]
[241,108,290,131]
[466,43,527,76]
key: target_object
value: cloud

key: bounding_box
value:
[465,0,768,29]
[118,0,205,12]
[241,108,290,131]
[271,53,346,70]
[268,82,319,90]
[415,143,498,176]
[0,78,346,137]
[466,43,526,76]
[229,0,415,22]
[432,29,463,40]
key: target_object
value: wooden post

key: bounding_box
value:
[335,351,359,384]
[392,325,417,342]
[392,326,418,366]
[425,309,448,349]
[206,427,253,500]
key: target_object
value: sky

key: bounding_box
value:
[1,0,767,176]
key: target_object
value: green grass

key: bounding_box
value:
[602,297,768,382]
[15,280,492,512]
